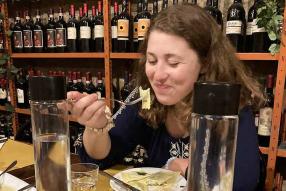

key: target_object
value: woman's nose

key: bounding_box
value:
[153,64,168,81]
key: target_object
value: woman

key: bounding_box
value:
[68,4,264,190]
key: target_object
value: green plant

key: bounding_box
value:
[257,0,284,55]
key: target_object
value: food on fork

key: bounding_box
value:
[139,87,151,110]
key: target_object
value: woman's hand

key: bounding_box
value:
[166,158,189,176]
[67,91,109,130]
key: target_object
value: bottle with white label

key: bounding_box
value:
[226,0,246,52]
[111,1,119,52]
[251,0,271,52]
[79,3,91,52]
[13,11,23,53]
[258,74,274,147]
[56,7,67,53]
[93,1,104,52]
[33,9,44,53]
[16,69,29,108]
[133,0,142,52]
[45,9,56,53]
[23,10,34,53]
[67,4,78,52]
[117,0,130,52]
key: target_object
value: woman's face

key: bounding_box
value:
[145,30,201,105]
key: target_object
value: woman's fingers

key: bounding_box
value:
[71,93,99,117]
[77,100,107,128]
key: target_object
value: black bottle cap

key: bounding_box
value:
[29,76,67,101]
[193,81,241,115]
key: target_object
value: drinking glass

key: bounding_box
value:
[71,163,99,191]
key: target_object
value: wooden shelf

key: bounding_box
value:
[277,148,286,157]
[9,52,279,61]
[15,108,77,122]
[236,53,279,61]
[110,53,142,59]
[11,53,105,59]
[260,146,269,155]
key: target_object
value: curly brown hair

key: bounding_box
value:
[134,4,264,128]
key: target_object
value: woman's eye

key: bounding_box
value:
[147,60,157,65]
[168,61,180,67]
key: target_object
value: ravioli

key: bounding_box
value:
[139,87,151,110]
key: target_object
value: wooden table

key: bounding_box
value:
[0,139,128,190]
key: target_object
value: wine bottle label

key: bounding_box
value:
[67,27,77,40]
[93,25,104,39]
[56,28,67,47]
[226,20,242,34]
[138,19,150,40]
[117,19,129,40]
[7,91,10,102]
[0,89,7,99]
[133,22,138,39]
[13,31,23,48]
[46,29,56,48]
[23,30,33,48]
[252,19,266,33]
[258,107,273,136]
[17,89,24,103]
[33,30,43,48]
[246,21,253,35]
[0,32,4,50]
[80,26,91,39]
[111,26,118,39]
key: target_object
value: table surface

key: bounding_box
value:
[0,139,129,190]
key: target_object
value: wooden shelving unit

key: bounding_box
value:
[11,53,105,59]
[15,108,77,122]
[1,1,285,190]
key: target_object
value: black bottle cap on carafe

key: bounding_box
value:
[193,81,241,115]
[29,76,67,101]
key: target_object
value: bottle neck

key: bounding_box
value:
[234,0,242,3]
[83,4,88,17]
[114,2,118,15]
[153,1,158,14]
[142,0,148,12]
[213,0,219,8]
[122,0,128,13]
[162,0,168,9]
[70,6,75,18]
[98,2,102,15]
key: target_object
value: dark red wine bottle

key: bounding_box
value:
[133,0,142,52]
[79,3,91,52]
[67,5,79,52]
[117,0,130,52]
[93,1,104,52]
[138,0,151,48]
[33,9,44,53]
[23,10,34,53]
[56,7,67,53]
[46,9,56,52]
[111,1,119,52]
[13,11,23,53]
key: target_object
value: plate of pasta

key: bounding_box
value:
[110,167,186,191]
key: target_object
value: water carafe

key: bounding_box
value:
[29,76,71,191]
[187,82,241,191]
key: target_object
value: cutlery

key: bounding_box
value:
[17,184,34,191]
[0,160,17,177]
[99,170,140,191]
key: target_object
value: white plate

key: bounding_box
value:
[110,167,186,191]
[0,171,36,191]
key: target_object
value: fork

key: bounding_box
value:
[67,97,143,106]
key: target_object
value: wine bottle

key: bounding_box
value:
[138,0,151,48]
[213,0,223,30]
[79,3,91,52]
[0,79,7,106]
[33,9,44,53]
[46,8,56,52]
[226,0,246,52]
[84,72,96,94]
[111,1,119,52]
[152,0,158,19]
[13,11,23,53]
[162,0,168,10]
[245,1,255,52]
[117,0,130,52]
[93,1,104,52]
[16,69,29,108]
[56,7,67,53]
[252,0,271,52]
[79,7,83,20]
[121,71,132,101]
[67,5,78,52]
[90,5,97,52]
[258,74,274,147]
[67,71,73,92]
[23,10,34,53]
[75,72,85,93]
[96,72,105,98]
[0,6,5,53]
[133,0,143,52]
